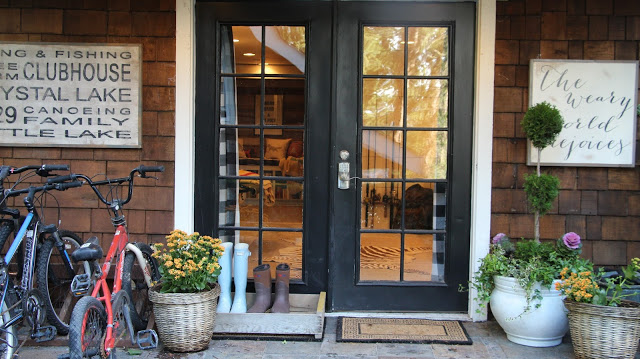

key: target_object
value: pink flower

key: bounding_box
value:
[492,233,508,244]
[562,232,581,249]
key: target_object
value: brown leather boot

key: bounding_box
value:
[271,263,290,313]
[247,264,272,313]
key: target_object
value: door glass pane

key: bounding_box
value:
[218,24,306,282]
[265,26,305,74]
[397,182,434,230]
[264,181,303,228]
[406,130,447,179]
[408,27,449,77]
[266,79,305,126]
[263,231,302,279]
[363,26,404,76]
[360,25,450,284]
[407,79,448,128]
[232,26,262,74]
[362,130,402,179]
[362,79,404,127]
[360,233,401,281]
[404,233,433,281]
[361,181,393,229]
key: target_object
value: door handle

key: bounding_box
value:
[338,150,350,190]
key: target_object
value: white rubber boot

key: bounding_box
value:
[230,243,251,313]
[216,242,233,313]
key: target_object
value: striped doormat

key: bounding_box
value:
[336,317,472,344]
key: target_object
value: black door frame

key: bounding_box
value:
[194,1,475,311]
[329,1,475,311]
[194,1,332,294]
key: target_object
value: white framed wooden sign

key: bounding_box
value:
[0,42,142,148]
[528,59,638,167]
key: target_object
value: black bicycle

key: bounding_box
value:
[0,165,85,357]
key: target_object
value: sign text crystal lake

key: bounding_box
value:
[0,43,141,147]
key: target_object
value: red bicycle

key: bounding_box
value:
[52,165,164,359]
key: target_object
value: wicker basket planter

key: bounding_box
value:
[149,284,220,352]
[565,299,640,359]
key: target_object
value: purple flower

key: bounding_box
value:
[562,232,581,249]
[492,233,508,244]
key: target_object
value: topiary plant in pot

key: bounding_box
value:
[521,101,563,242]
[470,101,575,347]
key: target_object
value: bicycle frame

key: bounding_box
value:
[0,212,38,329]
[87,225,156,353]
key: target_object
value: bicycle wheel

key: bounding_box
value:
[36,230,84,335]
[0,221,14,253]
[0,289,17,359]
[122,243,159,331]
[110,291,133,355]
[68,296,106,359]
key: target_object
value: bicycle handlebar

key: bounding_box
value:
[47,174,77,184]
[3,181,84,209]
[1,164,71,214]
[46,165,164,209]
[138,166,164,176]
[0,164,69,182]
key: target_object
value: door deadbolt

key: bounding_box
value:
[338,150,350,190]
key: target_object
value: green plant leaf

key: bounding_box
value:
[523,173,560,215]
[522,101,563,150]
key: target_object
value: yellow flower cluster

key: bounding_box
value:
[555,267,598,303]
[151,229,225,293]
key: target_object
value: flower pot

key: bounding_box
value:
[149,284,220,352]
[565,299,640,359]
[490,275,568,347]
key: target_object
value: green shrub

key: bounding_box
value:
[522,101,563,150]
[523,173,560,216]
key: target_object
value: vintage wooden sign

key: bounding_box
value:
[0,42,142,148]
[528,59,638,167]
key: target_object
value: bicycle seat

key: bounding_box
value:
[41,224,57,233]
[0,207,19,219]
[71,236,103,262]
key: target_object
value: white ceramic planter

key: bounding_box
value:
[490,275,568,347]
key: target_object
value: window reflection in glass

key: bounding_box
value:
[406,130,447,179]
[362,79,404,128]
[363,26,404,76]
[408,27,449,77]
[407,79,448,128]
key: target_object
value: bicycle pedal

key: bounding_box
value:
[31,325,56,342]
[136,329,158,350]
[70,273,91,296]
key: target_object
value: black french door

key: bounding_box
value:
[331,2,474,311]
[195,1,474,311]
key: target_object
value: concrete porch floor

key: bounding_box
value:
[21,316,640,359]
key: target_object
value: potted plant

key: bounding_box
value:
[149,230,225,352]
[557,260,640,359]
[600,258,640,303]
[471,232,589,347]
[470,101,572,347]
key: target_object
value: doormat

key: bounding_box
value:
[336,317,472,344]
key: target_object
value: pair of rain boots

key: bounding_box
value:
[217,242,252,313]
[247,263,290,313]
